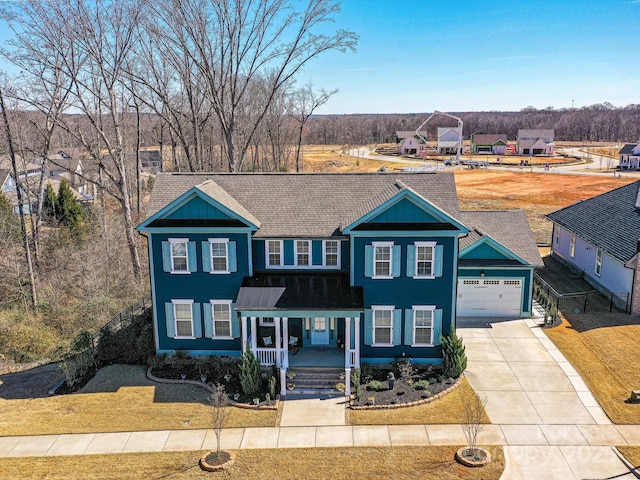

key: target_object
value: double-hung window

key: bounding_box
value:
[203,238,236,274]
[173,300,194,338]
[295,240,310,266]
[415,242,435,277]
[372,307,393,346]
[554,228,560,247]
[570,233,576,257]
[210,240,228,272]
[412,307,434,345]
[373,242,393,278]
[163,238,195,273]
[323,240,340,268]
[210,300,232,338]
[266,240,283,267]
[595,248,603,276]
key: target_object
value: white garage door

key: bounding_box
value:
[457,279,522,317]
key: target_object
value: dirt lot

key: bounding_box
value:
[303,146,636,243]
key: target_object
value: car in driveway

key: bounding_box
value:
[444,157,460,166]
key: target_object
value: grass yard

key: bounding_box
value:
[545,313,640,424]
[0,446,505,479]
[350,378,489,425]
[617,447,640,471]
[0,365,276,436]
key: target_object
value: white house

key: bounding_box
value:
[619,143,640,170]
[437,127,462,155]
[517,129,554,156]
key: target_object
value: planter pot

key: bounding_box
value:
[455,447,491,467]
[224,374,232,382]
[253,398,260,406]
[233,393,240,401]
[388,379,395,390]
[180,374,187,380]
[200,376,207,383]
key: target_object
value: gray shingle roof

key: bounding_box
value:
[472,134,507,145]
[458,211,543,266]
[619,144,637,155]
[143,172,540,264]
[145,172,461,238]
[547,180,640,263]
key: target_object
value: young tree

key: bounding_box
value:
[239,348,261,397]
[56,179,86,237]
[209,383,232,459]
[440,326,467,379]
[42,183,57,221]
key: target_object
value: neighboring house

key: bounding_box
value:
[470,132,508,155]
[137,172,542,396]
[547,180,640,314]
[48,151,93,198]
[517,129,554,156]
[619,143,640,170]
[437,127,462,155]
[396,131,431,156]
[0,169,31,214]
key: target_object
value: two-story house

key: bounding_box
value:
[137,172,541,396]
[517,129,555,156]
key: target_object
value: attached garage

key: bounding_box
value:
[457,278,523,317]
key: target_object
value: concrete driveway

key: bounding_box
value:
[458,316,635,479]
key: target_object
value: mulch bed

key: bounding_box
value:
[352,376,459,408]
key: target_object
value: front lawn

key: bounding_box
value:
[0,364,276,436]
[0,446,505,479]
[544,313,640,424]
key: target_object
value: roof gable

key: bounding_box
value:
[137,182,260,230]
[342,183,468,233]
[460,236,527,264]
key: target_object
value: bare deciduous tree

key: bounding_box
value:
[147,0,357,172]
[459,388,488,459]
[209,383,232,459]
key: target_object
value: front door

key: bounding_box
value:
[310,317,330,345]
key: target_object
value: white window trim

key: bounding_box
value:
[265,240,283,268]
[169,237,190,274]
[210,300,233,339]
[553,228,560,247]
[595,248,603,277]
[294,240,312,267]
[412,305,435,347]
[372,241,394,279]
[208,238,230,274]
[322,239,341,268]
[569,233,576,258]
[414,241,436,279]
[172,299,195,339]
[372,305,394,347]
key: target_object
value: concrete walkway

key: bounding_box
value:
[1,316,639,479]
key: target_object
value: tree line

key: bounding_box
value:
[302,104,640,146]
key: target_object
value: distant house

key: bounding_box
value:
[547,180,640,314]
[470,132,508,155]
[0,169,31,214]
[396,131,429,156]
[437,127,462,155]
[619,143,640,170]
[517,129,554,156]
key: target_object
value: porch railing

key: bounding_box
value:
[347,349,358,368]
[255,348,277,366]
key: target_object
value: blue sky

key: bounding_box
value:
[297,0,640,114]
[0,1,637,115]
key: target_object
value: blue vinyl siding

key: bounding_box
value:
[252,238,349,271]
[368,198,443,223]
[152,231,249,352]
[354,235,456,361]
[461,242,513,260]
[166,196,235,220]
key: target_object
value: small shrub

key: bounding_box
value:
[414,379,430,391]
[440,326,467,379]
[367,380,382,391]
[239,349,261,396]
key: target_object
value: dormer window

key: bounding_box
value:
[266,240,283,267]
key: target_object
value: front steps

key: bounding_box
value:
[286,366,345,395]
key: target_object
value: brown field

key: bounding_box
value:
[302,145,636,243]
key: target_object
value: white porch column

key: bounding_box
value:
[345,368,351,397]
[275,316,282,368]
[344,317,351,367]
[280,368,287,397]
[241,316,248,353]
[250,317,257,352]
[282,317,289,370]
[354,316,361,368]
